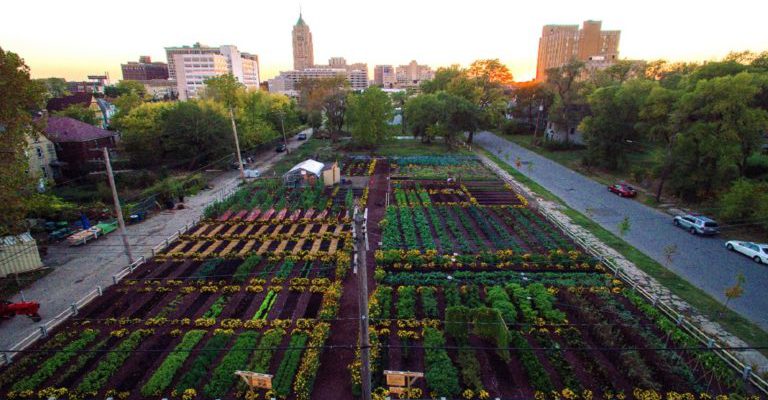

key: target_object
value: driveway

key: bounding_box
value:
[0,128,313,349]
[474,131,768,330]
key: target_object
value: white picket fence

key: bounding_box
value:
[0,182,241,367]
[479,154,768,395]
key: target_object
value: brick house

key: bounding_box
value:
[44,116,116,179]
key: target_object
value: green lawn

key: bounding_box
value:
[480,148,768,359]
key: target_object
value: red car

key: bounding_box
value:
[608,183,637,197]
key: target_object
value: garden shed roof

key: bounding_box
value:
[286,159,324,177]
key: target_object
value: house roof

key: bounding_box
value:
[44,116,115,143]
[46,92,93,112]
[287,159,324,177]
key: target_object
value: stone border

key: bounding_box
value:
[476,151,768,387]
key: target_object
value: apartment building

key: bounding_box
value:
[536,20,620,81]
[166,44,261,100]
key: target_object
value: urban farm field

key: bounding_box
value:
[0,179,356,400]
[359,155,764,400]
[0,153,763,400]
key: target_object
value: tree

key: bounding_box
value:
[35,77,69,99]
[421,65,463,94]
[118,102,172,166]
[160,101,230,169]
[670,72,768,199]
[54,104,99,126]
[546,60,588,143]
[718,179,768,226]
[437,91,480,147]
[204,74,246,178]
[637,85,683,201]
[581,79,655,170]
[238,90,280,149]
[466,59,514,86]
[404,93,442,142]
[347,87,393,148]
[322,91,348,136]
[0,47,46,235]
[722,272,746,317]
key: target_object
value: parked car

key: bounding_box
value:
[297,132,307,140]
[608,183,637,197]
[673,214,720,235]
[725,240,768,264]
[275,143,287,152]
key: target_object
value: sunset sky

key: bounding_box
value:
[2,0,766,83]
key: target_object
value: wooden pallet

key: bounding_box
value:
[285,224,298,237]
[220,240,240,256]
[255,225,269,236]
[240,225,256,236]
[201,240,223,257]
[301,224,313,237]
[206,224,226,238]
[317,224,329,235]
[293,239,306,254]
[270,225,284,239]
[257,240,272,255]
[238,240,257,257]
[328,239,339,254]
[310,239,322,254]
[274,240,289,253]
[224,224,240,236]
[168,240,189,254]
[186,240,207,255]
[333,225,344,235]
[190,224,209,237]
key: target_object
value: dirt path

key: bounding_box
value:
[0,130,313,350]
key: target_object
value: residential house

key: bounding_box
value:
[24,133,59,181]
[44,116,116,179]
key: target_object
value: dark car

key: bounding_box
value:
[608,183,637,197]
[275,143,287,152]
[297,132,307,140]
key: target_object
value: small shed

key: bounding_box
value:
[284,159,325,188]
[322,161,341,186]
[0,233,44,278]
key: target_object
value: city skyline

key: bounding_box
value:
[3,0,767,83]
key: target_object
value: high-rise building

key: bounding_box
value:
[374,65,396,87]
[292,13,314,70]
[165,44,260,100]
[535,20,620,81]
[396,61,434,87]
[121,56,169,81]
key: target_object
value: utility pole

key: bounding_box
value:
[354,208,372,400]
[279,110,291,155]
[103,147,133,264]
[229,107,246,181]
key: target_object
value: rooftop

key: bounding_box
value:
[44,116,115,143]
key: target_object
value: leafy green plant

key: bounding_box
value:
[141,330,206,396]
[273,332,309,397]
[396,286,416,319]
[423,327,460,397]
[12,329,99,391]
[175,331,233,393]
[204,331,261,398]
[419,286,439,318]
[233,255,262,283]
[253,290,278,320]
[78,329,152,393]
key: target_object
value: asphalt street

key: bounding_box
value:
[475,131,768,330]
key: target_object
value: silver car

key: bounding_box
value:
[673,214,720,235]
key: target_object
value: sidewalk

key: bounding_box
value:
[0,129,312,349]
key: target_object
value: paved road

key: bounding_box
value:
[475,131,768,330]
[0,129,313,349]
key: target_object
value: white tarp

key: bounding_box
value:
[286,159,324,177]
